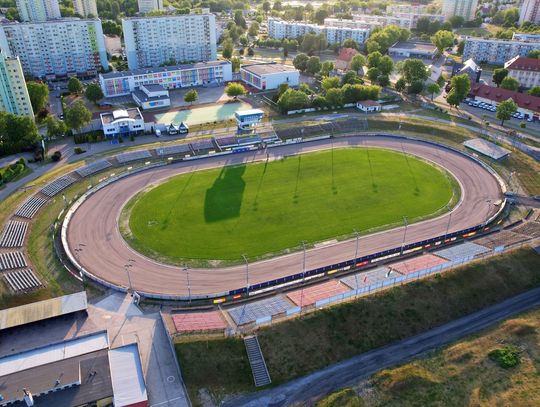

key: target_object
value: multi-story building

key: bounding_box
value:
[386,4,429,14]
[73,0,98,17]
[122,14,217,70]
[137,0,163,14]
[512,32,540,42]
[0,49,34,118]
[99,60,232,97]
[240,62,299,90]
[519,0,540,25]
[462,37,540,65]
[442,0,478,21]
[505,56,540,89]
[348,13,444,30]
[16,0,61,22]
[0,18,108,79]
[267,17,370,44]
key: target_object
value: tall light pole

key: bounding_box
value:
[242,254,249,296]
[124,258,136,292]
[400,216,408,256]
[183,266,191,304]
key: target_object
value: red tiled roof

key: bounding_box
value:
[506,57,540,72]
[471,84,540,113]
[337,47,359,62]
[358,99,381,107]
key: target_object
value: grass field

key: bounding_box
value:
[175,248,540,406]
[126,148,456,263]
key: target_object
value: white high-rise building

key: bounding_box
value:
[0,18,108,79]
[16,0,61,22]
[137,0,163,13]
[73,0,98,17]
[122,14,217,70]
[0,50,34,118]
[519,0,540,25]
[442,0,479,21]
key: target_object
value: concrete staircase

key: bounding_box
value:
[244,335,271,387]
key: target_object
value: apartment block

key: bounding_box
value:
[16,0,61,22]
[137,0,163,14]
[519,0,540,25]
[0,18,108,79]
[348,13,444,30]
[386,4,429,14]
[122,14,217,70]
[99,60,232,97]
[0,50,34,118]
[442,0,478,21]
[73,0,98,17]
[463,37,540,65]
[505,56,540,89]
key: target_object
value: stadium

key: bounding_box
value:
[54,134,504,300]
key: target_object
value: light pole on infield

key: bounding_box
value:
[400,216,408,256]
[182,266,191,304]
[242,254,249,296]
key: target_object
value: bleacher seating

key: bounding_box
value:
[40,173,78,197]
[75,159,113,177]
[3,269,42,292]
[190,139,215,151]
[156,144,192,157]
[15,195,49,219]
[115,150,152,164]
[0,251,27,271]
[0,221,28,247]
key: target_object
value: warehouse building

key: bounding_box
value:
[240,62,299,90]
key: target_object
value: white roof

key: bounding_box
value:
[235,109,264,117]
[464,138,511,160]
[109,344,148,406]
[0,331,109,376]
[112,109,129,119]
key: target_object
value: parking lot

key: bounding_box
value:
[463,97,540,125]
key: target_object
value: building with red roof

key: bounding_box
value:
[471,83,540,118]
[335,47,359,71]
[504,56,540,89]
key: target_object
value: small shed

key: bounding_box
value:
[356,100,382,113]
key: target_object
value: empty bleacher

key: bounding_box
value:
[215,136,239,150]
[0,251,27,271]
[156,144,192,157]
[0,221,28,248]
[115,149,152,164]
[275,119,367,139]
[40,173,78,197]
[3,269,42,292]
[15,195,49,219]
[75,159,113,178]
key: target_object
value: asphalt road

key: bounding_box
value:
[65,136,503,298]
[226,287,540,407]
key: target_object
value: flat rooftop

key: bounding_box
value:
[241,63,298,76]
[0,291,87,331]
[109,344,148,407]
[390,41,437,53]
[100,108,142,124]
[133,88,169,103]
[464,138,511,160]
[141,83,165,92]
[101,60,231,79]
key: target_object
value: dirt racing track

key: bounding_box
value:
[62,136,504,299]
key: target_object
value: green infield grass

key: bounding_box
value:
[124,148,457,264]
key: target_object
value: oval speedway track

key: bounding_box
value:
[65,136,503,298]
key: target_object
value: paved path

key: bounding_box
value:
[225,287,540,407]
[65,136,502,298]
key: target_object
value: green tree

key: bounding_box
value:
[492,68,509,87]
[183,89,198,105]
[247,47,254,57]
[0,112,40,156]
[500,76,520,91]
[377,55,394,75]
[395,77,406,93]
[239,35,249,47]
[407,80,424,98]
[248,22,259,37]
[85,83,104,104]
[350,54,366,72]
[367,51,382,69]
[528,50,540,58]
[26,81,49,113]
[225,82,247,99]
[377,74,390,87]
[313,8,329,24]
[325,87,343,106]
[277,88,309,112]
[400,59,428,84]
[64,100,91,131]
[449,15,465,28]
[67,77,83,94]
[231,57,241,72]
[262,1,271,13]
[321,76,340,91]
[431,30,455,53]
[45,116,68,139]
[320,61,334,76]
[496,100,518,126]
[341,38,358,50]
[367,67,381,82]
[293,53,309,72]
[222,39,234,59]
[451,74,471,98]
[306,56,321,75]
[528,86,540,96]
[341,70,360,85]
[446,89,463,107]
[426,83,441,101]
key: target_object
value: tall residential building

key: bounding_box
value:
[0,50,34,118]
[73,0,98,17]
[0,18,108,79]
[122,14,217,70]
[463,37,540,65]
[519,0,540,25]
[137,0,163,13]
[16,0,61,22]
[442,0,478,21]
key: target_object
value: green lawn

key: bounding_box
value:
[125,148,456,264]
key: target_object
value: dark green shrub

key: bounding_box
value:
[489,346,520,368]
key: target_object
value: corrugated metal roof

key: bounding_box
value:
[0,291,88,330]
[0,331,109,376]
[109,344,148,407]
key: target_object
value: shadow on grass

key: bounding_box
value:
[205,164,246,222]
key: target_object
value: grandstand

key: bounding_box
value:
[156,143,193,157]
[275,119,367,140]
[75,159,113,178]
[15,195,49,219]
[190,139,216,154]
[40,173,79,197]
[115,149,152,164]
[0,221,28,248]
